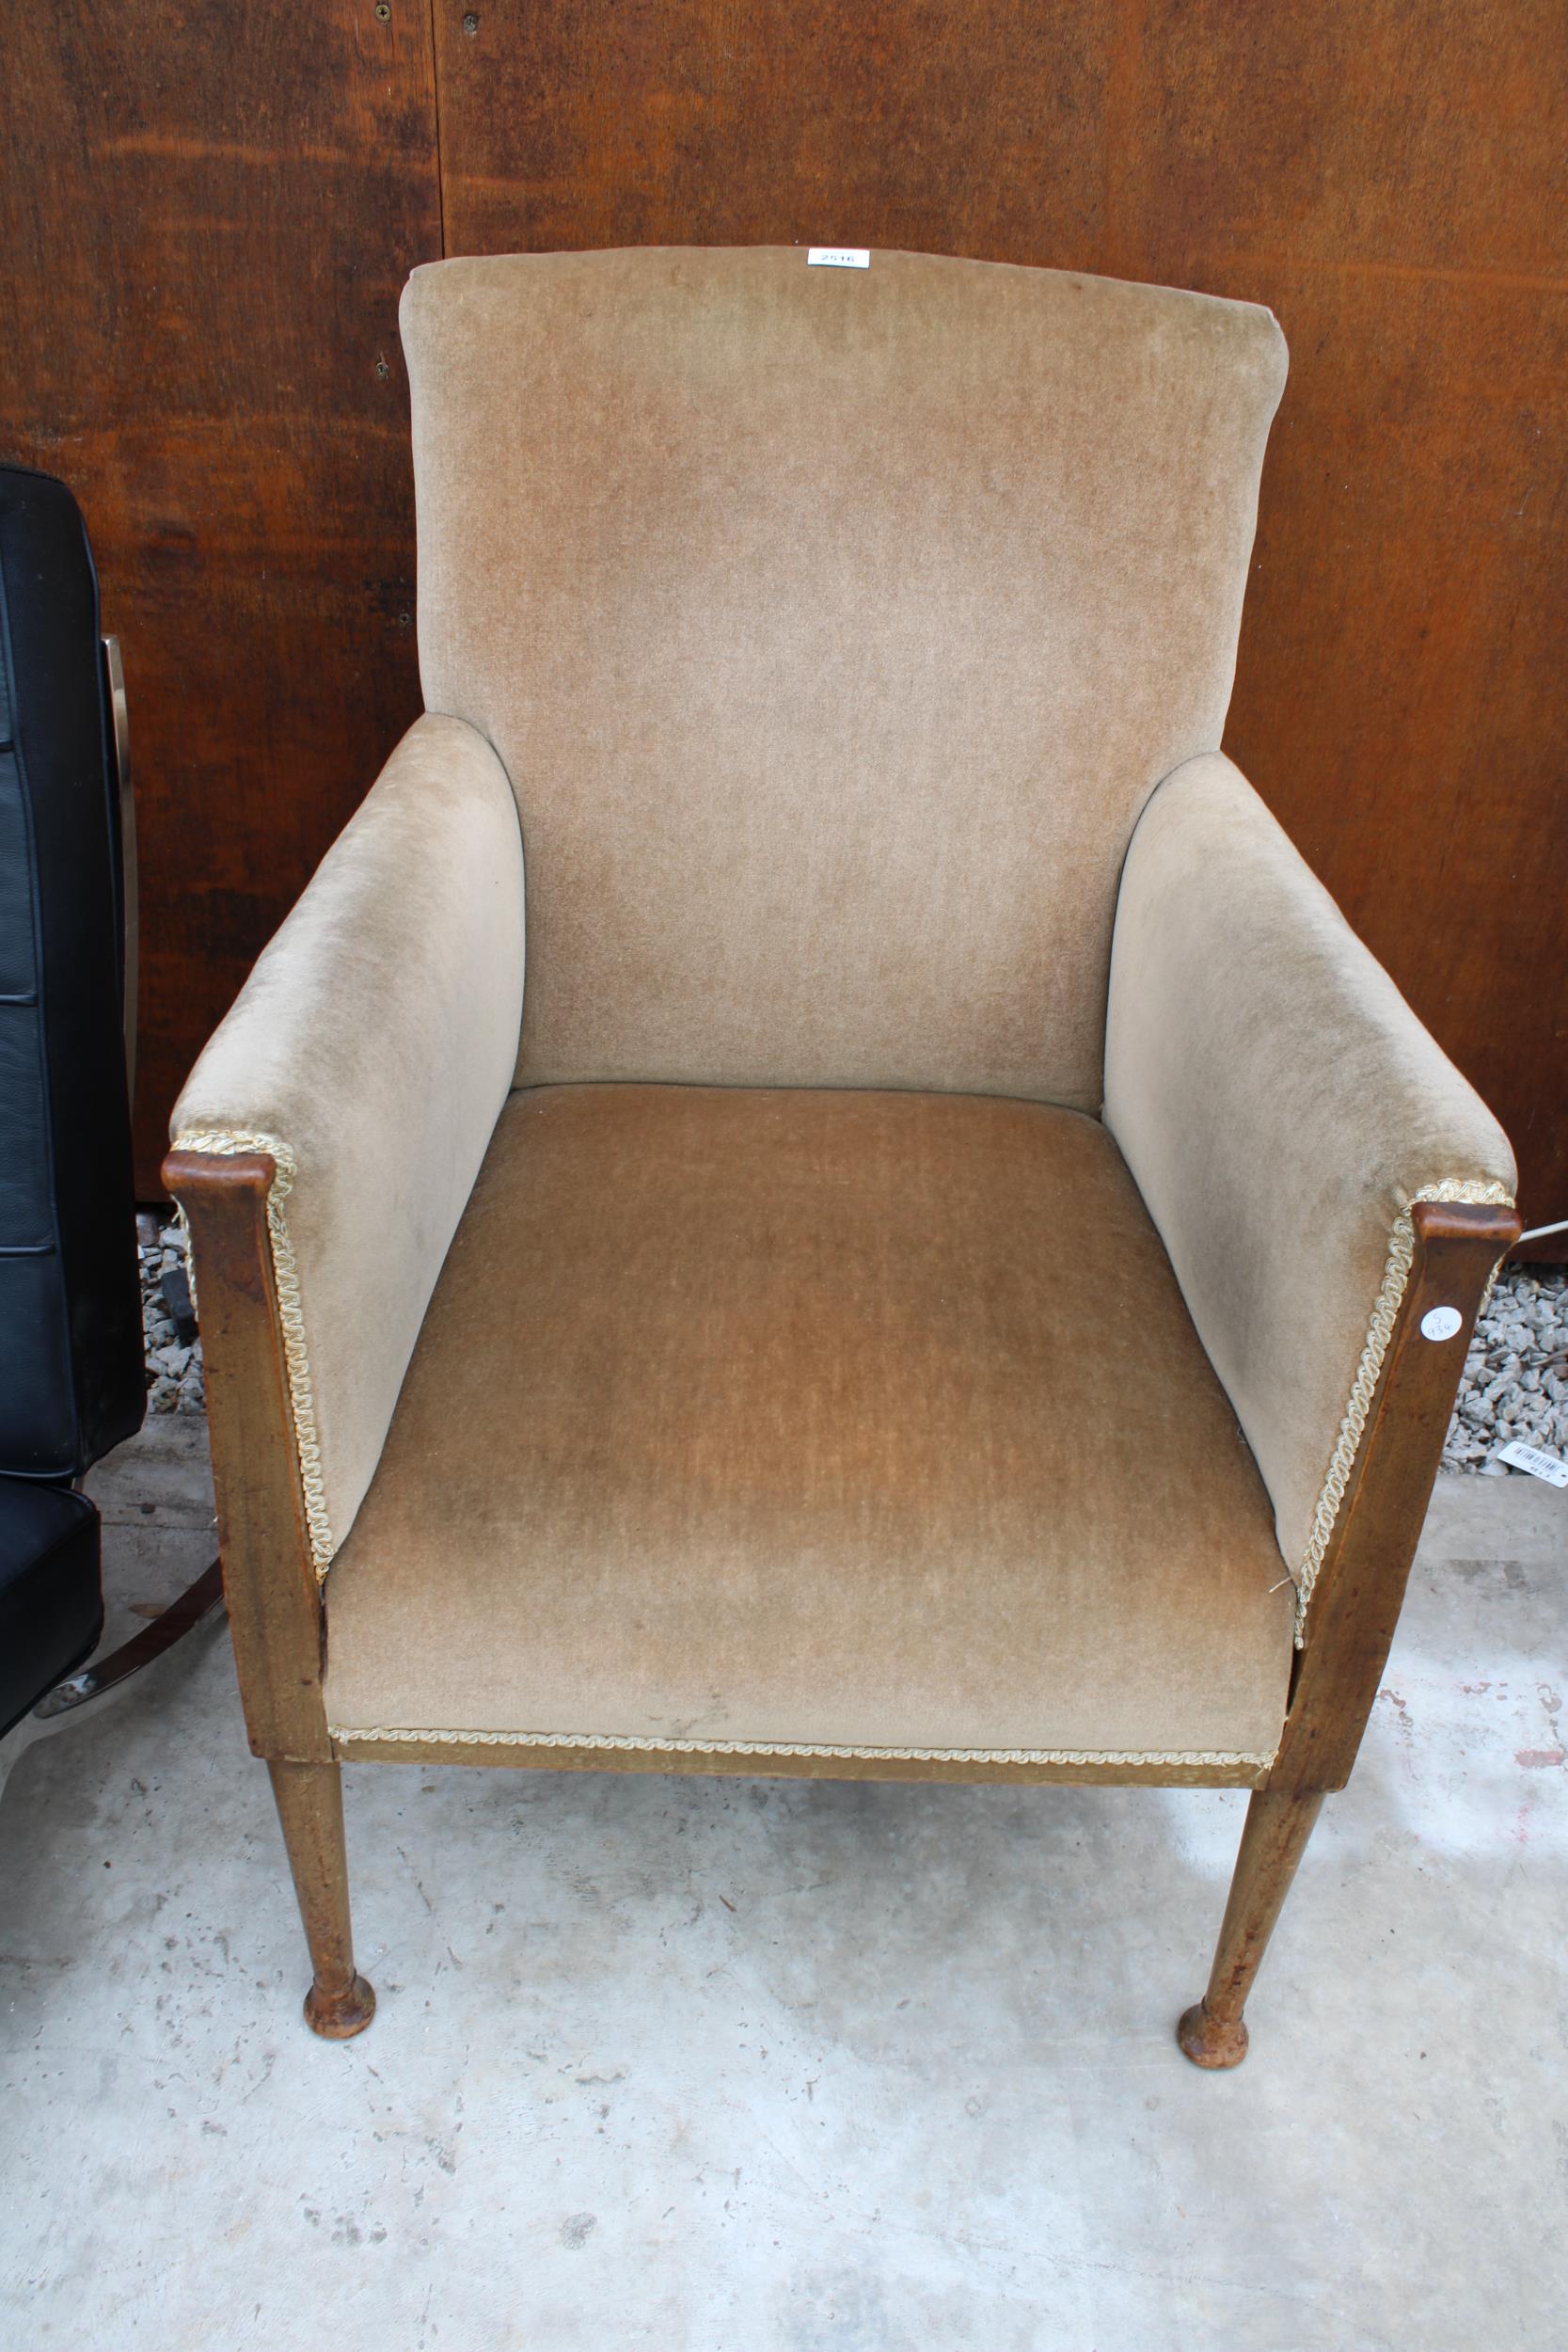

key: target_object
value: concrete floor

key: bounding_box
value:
[0,1421,1563,2351]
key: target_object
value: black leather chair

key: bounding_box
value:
[0,464,145,1738]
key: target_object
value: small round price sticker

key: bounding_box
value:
[1420,1306,1464,1343]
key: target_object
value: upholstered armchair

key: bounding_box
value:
[166,248,1517,2061]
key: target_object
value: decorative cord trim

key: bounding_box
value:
[326,1723,1276,1768]
[1292,1178,1514,1647]
[171,1127,335,1580]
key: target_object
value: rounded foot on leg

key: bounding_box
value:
[304,1972,376,2040]
[1177,1999,1249,2070]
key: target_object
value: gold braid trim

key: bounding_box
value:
[170,1128,334,1580]
[1292,1178,1514,1646]
[326,1724,1277,1768]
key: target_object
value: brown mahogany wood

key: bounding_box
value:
[166,1148,372,2033]
[1178,1197,1518,2061]
[161,1150,330,1767]
[1271,1199,1522,1796]
[1177,1789,1325,2069]
[268,1761,375,2041]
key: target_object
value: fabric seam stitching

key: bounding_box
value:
[325,1725,1276,1767]
[1291,1177,1514,1645]
[170,1127,334,1578]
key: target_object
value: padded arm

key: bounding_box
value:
[171,713,525,1569]
[1104,752,1515,1626]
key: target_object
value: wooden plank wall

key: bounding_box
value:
[5,3,1565,1229]
[0,3,442,1189]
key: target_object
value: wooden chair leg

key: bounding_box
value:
[1178,1787,1324,2069]
[267,1759,376,2040]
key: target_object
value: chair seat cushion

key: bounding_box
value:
[323,1087,1294,1765]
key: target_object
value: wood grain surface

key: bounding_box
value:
[0,2,441,1187]
[5,4,1563,1222]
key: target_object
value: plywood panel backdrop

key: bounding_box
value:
[431,0,1568,1238]
[4,2,1564,1232]
[0,1,442,1190]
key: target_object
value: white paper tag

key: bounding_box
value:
[807,247,870,269]
[1420,1306,1464,1343]
[1497,1438,1568,1488]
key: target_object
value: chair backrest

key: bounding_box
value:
[0,466,144,1479]
[404,246,1285,1106]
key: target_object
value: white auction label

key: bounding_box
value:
[1419,1306,1464,1343]
[1497,1439,1568,1488]
[807,247,870,269]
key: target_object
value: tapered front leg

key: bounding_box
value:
[1178,1788,1324,2069]
[268,1760,376,2040]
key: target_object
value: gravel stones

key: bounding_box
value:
[1443,1261,1568,1478]
[138,1216,205,1415]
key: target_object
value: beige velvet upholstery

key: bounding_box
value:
[1104,752,1516,1596]
[323,1086,1295,1761]
[172,713,525,1560]
[168,246,1514,1790]
[404,246,1285,1107]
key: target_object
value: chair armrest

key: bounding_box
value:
[1104,751,1515,1634]
[168,713,525,1572]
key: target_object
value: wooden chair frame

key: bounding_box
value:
[165,1144,1519,2060]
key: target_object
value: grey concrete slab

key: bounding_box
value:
[0,1422,1562,2351]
